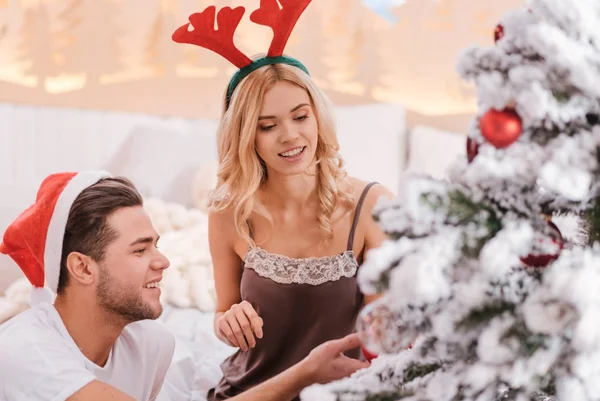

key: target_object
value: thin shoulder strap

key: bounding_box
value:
[247,220,254,239]
[347,182,378,252]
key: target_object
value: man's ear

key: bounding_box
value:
[65,252,99,286]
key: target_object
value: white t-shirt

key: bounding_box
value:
[0,303,176,401]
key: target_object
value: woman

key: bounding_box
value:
[205,58,395,400]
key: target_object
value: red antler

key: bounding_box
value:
[250,0,312,57]
[172,6,252,69]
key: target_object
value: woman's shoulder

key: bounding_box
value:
[208,207,237,234]
[208,205,234,220]
[346,177,395,205]
[346,178,396,248]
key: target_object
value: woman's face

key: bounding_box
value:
[254,81,319,178]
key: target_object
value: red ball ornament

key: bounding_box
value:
[466,137,479,163]
[520,220,563,268]
[494,24,504,43]
[361,345,378,362]
[480,108,523,149]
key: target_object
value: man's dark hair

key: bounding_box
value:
[57,177,143,294]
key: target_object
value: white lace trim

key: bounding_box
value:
[244,247,358,286]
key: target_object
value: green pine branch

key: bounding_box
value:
[330,390,413,401]
[329,362,441,401]
[584,196,600,245]
[403,361,442,382]
[456,301,516,331]
[422,189,502,257]
[501,322,549,357]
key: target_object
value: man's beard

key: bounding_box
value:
[96,265,161,323]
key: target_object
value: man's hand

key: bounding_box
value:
[227,333,371,401]
[300,333,370,385]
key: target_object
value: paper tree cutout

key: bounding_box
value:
[56,0,123,86]
[18,3,57,89]
[318,0,363,94]
[146,1,183,78]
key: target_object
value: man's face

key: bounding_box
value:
[95,206,169,323]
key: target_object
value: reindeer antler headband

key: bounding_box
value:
[172,0,312,107]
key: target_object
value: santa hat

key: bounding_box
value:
[0,171,111,306]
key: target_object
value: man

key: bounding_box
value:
[0,172,368,401]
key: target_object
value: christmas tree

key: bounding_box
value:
[301,0,600,400]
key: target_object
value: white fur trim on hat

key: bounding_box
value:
[29,286,54,306]
[44,171,112,293]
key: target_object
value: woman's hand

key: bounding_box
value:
[216,300,264,351]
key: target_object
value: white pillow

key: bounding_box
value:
[334,103,406,195]
[405,125,467,180]
[104,123,219,207]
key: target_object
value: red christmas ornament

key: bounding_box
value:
[480,108,523,149]
[520,220,563,268]
[494,24,504,43]
[361,345,378,362]
[466,137,479,163]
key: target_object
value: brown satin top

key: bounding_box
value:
[207,182,377,401]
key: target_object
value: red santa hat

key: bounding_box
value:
[0,171,111,306]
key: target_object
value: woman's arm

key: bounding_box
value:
[208,210,263,350]
[359,184,396,304]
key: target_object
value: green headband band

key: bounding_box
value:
[226,56,310,108]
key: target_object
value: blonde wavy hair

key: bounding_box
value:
[209,59,354,247]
